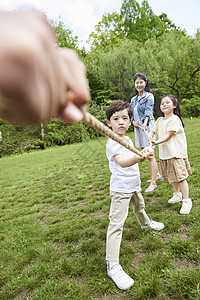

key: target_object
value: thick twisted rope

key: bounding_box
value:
[137,125,152,148]
[83,112,142,157]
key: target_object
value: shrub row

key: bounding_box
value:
[0,104,109,156]
[0,98,199,157]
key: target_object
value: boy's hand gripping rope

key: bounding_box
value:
[83,112,142,157]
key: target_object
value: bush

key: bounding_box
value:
[44,119,89,147]
[0,104,109,156]
[0,121,43,156]
[180,96,200,117]
[0,100,134,156]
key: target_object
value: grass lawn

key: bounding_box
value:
[0,124,199,299]
[183,117,200,125]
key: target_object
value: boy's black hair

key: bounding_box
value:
[106,100,133,120]
[161,95,184,127]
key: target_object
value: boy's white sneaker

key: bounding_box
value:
[141,219,164,231]
[107,264,134,290]
[168,192,182,203]
[180,199,192,214]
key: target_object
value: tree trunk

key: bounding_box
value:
[41,123,45,149]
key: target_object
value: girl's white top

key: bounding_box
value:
[152,115,188,160]
[106,136,141,193]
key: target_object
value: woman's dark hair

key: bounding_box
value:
[134,72,153,94]
[161,95,184,127]
[106,100,133,120]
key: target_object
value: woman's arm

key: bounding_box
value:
[142,93,154,125]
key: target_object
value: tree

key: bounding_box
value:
[159,13,177,31]
[89,12,124,50]
[181,96,200,117]
[89,0,178,49]
[121,0,177,43]
[86,29,200,117]
[151,30,200,102]
[86,39,156,104]
[52,20,79,49]
[52,20,87,57]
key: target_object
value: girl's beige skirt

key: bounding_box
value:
[160,158,192,183]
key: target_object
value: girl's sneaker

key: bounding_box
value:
[168,192,182,203]
[180,198,192,214]
[107,263,134,290]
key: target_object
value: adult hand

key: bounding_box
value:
[142,124,147,131]
[0,11,90,124]
[132,120,139,128]
[58,48,90,123]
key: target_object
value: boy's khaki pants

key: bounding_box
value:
[106,188,150,262]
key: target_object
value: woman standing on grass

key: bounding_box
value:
[130,73,161,192]
[148,95,192,214]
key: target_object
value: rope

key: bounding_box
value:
[136,127,141,149]
[83,112,142,157]
[138,125,152,148]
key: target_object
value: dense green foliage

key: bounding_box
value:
[86,30,200,106]
[86,0,200,110]
[0,0,199,155]
[86,32,200,116]
[0,120,43,156]
[0,104,109,156]
[52,20,87,57]
[181,96,200,117]
[0,126,199,299]
[89,0,177,48]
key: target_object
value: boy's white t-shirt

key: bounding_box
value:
[152,115,188,159]
[106,136,141,193]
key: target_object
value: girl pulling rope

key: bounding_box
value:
[148,95,192,215]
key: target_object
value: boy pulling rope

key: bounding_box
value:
[83,112,142,157]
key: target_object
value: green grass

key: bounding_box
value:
[183,117,200,124]
[0,124,200,299]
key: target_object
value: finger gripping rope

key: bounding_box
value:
[83,112,142,157]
